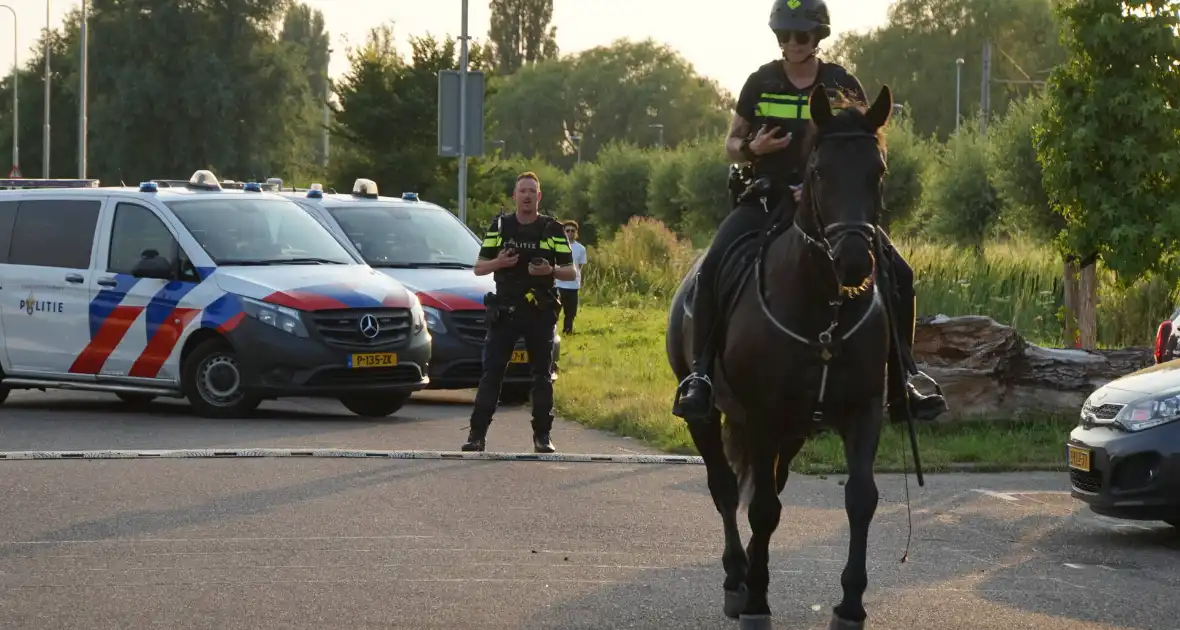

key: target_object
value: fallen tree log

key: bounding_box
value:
[912,314,1154,420]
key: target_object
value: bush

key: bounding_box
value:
[880,111,932,234]
[919,122,1003,250]
[580,216,696,307]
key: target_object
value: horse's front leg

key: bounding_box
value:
[739,421,782,630]
[686,409,748,618]
[831,401,885,630]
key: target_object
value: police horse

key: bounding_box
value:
[666,83,921,630]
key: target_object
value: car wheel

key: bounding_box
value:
[116,392,157,406]
[181,338,262,418]
[339,393,410,417]
[499,384,531,406]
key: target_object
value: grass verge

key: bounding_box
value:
[553,305,1075,475]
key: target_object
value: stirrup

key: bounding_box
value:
[907,369,945,399]
[677,372,713,394]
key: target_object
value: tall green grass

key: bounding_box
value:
[579,218,1174,348]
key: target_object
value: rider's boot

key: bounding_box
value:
[888,293,948,423]
[673,275,718,423]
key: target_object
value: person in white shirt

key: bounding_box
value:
[554,220,587,334]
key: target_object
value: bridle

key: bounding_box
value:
[752,126,887,424]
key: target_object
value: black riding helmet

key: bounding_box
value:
[768,0,831,41]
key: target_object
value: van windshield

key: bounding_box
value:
[325,203,479,269]
[166,197,356,265]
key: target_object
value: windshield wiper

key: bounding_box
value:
[218,257,345,266]
[370,261,473,269]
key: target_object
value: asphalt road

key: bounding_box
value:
[1,389,1178,630]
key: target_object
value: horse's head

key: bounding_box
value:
[798,83,893,298]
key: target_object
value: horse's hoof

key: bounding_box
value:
[829,613,865,630]
[723,586,748,618]
[738,614,772,630]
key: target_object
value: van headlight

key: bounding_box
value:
[1115,394,1180,432]
[421,306,446,333]
[241,297,309,337]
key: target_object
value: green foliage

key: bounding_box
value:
[485,39,732,166]
[831,0,1065,140]
[879,111,931,233]
[988,92,1059,242]
[920,123,1002,250]
[587,142,653,233]
[1033,0,1180,283]
[487,0,559,75]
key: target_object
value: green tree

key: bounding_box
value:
[487,0,559,75]
[486,39,732,166]
[880,110,931,234]
[830,0,1065,139]
[1033,0,1180,348]
[988,91,1057,242]
[281,3,332,169]
[920,122,1002,252]
[327,25,491,200]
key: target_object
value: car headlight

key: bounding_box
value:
[241,296,309,337]
[1114,394,1180,432]
[421,305,446,334]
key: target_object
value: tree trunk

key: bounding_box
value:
[1078,262,1099,349]
[1063,258,1080,347]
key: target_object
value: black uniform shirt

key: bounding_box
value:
[734,60,868,190]
[477,212,573,304]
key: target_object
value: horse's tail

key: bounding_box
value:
[721,417,756,511]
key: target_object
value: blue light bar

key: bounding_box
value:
[307,183,324,199]
[402,192,419,201]
[139,181,159,193]
[243,181,262,192]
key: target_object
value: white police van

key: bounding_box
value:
[0,171,431,418]
[279,180,560,404]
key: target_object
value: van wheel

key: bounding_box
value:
[116,393,157,406]
[339,393,410,417]
[182,339,261,418]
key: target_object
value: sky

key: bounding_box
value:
[0,0,888,99]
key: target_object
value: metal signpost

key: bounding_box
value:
[437,0,485,226]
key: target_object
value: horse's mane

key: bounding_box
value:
[796,90,889,162]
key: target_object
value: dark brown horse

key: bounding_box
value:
[666,83,909,630]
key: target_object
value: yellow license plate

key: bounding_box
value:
[1068,445,1091,472]
[510,350,528,363]
[350,353,397,368]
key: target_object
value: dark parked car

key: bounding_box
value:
[1152,306,1180,364]
[1068,358,1180,528]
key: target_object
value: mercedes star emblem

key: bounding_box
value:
[359,314,380,339]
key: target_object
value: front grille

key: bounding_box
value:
[449,309,488,343]
[307,365,423,387]
[1071,469,1102,493]
[310,308,412,347]
[1084,403,1124,420]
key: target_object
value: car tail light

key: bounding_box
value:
[1154,320,1172,363]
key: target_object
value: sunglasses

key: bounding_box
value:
[776,30,814,45]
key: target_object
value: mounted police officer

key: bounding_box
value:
[463,171,576,453]
[672,0,949,425]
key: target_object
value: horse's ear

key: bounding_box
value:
[865,84,893,129]
[809,83,832,126]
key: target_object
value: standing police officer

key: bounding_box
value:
[672,0,949,425]
[463,171,576,453]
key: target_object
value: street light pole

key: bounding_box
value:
[43,0,50,177]
[0,5,18,177]
[78,0,87,179]
[955,57,964,133]
[649,123,664,149]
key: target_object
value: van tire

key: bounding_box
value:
[182,338,261,418]
[339,393,410,417]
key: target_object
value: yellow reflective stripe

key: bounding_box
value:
[756,102,810,119]
[539,238,553,251]
[482,235,501,247]
[554,242,571,254]
[760,92,807,102]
